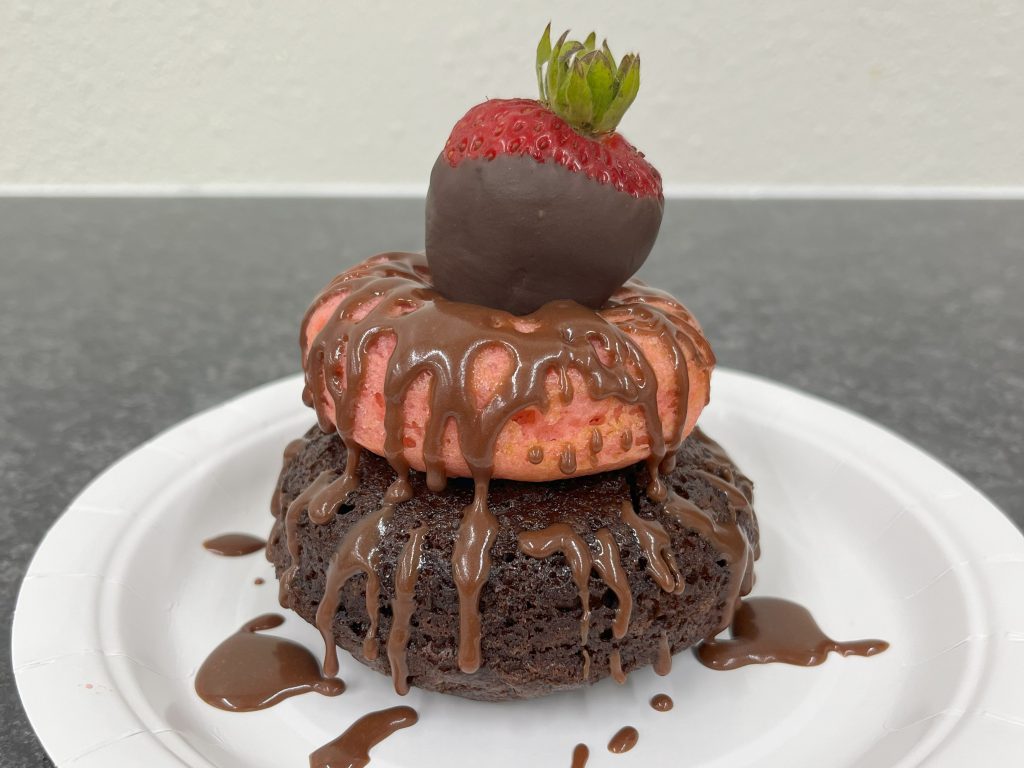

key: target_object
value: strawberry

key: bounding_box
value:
[441,98,662,200]
[426,25,665,315]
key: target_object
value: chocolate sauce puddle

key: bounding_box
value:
[650,693,673,712]
[195,614,344,712]
[696,597,889,670]
[571,743,590,768]
[310,705,418,768]
[608,726,639,754]
[202,533,266,557]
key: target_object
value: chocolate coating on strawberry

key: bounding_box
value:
[427,151,662,315]
[426,28,663,315]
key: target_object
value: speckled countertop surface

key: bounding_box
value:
[2,198,1022,766]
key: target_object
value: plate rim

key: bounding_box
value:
[13,369,1024,767]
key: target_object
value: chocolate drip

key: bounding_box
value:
[300,253,715,677]
[518,523,593,643]
[620,428,633,452]
[452,477,499,673]
[581,648,592,679]
[388,523,427,695]
[609,648,626,684]
[654,632,672,676]
[660,429,758,634]
[591,528,632,639]
[650,693,673,712]
[559,444,578,475]
[608,726,639,754]
[316,493,400,677]
[619,500,683,594]
[571,743,590,768]
[281,470,338,606]
[695,465,756,552]
[663,490,752,633]
[527,445,544,464]
[589,428,603,456]
[195,614,344,712]
[310,705,418,768]
[202,533,266,557]
[696,597,889,670]
[310,445,362,525]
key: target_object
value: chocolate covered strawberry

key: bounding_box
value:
[426,25,663,315]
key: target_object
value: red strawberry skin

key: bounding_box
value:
[442,98,662,200]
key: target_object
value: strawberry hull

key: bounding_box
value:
[426,153,663,315]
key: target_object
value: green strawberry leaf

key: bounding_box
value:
[547,30,570,105]
[535,26,642,136]
[566,60,594,127]
[583,51,615,126]
[536,23,552,100]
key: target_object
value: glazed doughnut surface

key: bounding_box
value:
[301,253,714,484]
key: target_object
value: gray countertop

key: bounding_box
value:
[2,198,1022,766]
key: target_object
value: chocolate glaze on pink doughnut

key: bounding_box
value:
[300,252,714,672]
[301,252,714,488]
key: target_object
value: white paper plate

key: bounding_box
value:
[13,370,1024,768]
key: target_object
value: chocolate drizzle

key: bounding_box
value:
[589,427,603,456]
[316,498,398,676]
[527,445,545,464]
[609,648,626,684]
[518,524,593,643]
[195,614,344,712]
[571,743,590,768]
[591,528,633,640]
[202,533,266,557]
[654,632,672,676]
[388,523,427,694]
[620,428,633,452]
[559,444,578,475]
[281,470,340,606]
[309,705,418,768]
[451,480,499,673]
[696,597,889,670]
[661,428,757,633]
[619,500,683,594]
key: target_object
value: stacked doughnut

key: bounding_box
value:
[268,29,759,700]
[268,253,758,700]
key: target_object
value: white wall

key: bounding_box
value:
[3,1,1023,190]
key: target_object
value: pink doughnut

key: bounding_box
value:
[300,253,714,486]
